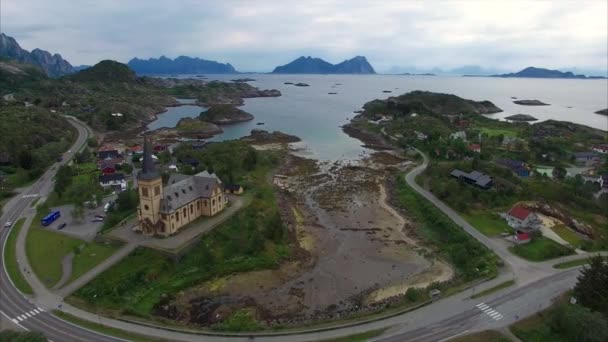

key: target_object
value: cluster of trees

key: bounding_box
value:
[0,331,46,342]
[396,176,498,280]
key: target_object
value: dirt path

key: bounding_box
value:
[52,252,75,290]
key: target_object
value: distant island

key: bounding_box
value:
[127,56,236,74]
[493,66,606,79]
[596,109,608,116]
[505,114,538,121]
[272,56,376,74]
[0,33,74,77]
[513,99,550,106]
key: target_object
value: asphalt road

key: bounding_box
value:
[0,126,592,342]
[0,117,121,342]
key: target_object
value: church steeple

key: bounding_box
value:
[137,135,160,181]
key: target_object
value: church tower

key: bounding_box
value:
[137,135,164,235]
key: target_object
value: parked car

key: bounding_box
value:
[57,223,67,230]
[4,221,12,228]
[92,217,104,222]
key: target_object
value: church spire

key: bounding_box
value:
[137,134,160,181]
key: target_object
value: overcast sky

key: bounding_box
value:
[2,0,607,73]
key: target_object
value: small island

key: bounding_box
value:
[294,83,309,87]
[505,114,538,122]
[199,104,254,124]
[382,90,392,93]
[595,109,608,116]
[240,129,301,144]
[231,78,256,82]
[284,82,294,85]
[328,92,337,95]
[513,99,550,106]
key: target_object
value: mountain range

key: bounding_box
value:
[272,56,376,74]
[0,33,74,77]
[127,56,236,74]
[492,66,606,79]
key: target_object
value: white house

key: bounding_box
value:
[450,131,467,141]
[99,173,127,189]
[504,205,541,233]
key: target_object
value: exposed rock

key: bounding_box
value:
[200,105,254,124]
[0,33,74,77]
[513,99,550,106]
[231,78,256,82]
[240,129,301,144]
[294,83,309,87]
[504,114,538,121]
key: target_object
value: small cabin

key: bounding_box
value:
[224,184,244,195]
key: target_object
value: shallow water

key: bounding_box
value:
[155,75,608,160]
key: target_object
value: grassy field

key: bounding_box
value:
[26,227,83,287]
[550,224,583,247]
[69,242,121,284]
[471,280,516,299]
[26,226,119,288]
[464,210,512,236]
[509,237,574,262]
[52,310,165,342]
[3,218,33,295]
[451,330,512,342]
[321,329,387,342]
[553,257,603,269]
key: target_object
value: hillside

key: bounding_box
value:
[493,66,606,79]
[360,90,502,118]
[0,59,48,92]
[67,60,137,83]
[199,104,254,124]
[0,33,74,77]
[272,56,376,74]
[128,56,236,74]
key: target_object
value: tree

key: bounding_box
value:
[115,189,139,212]
[548,302,608,342]
[18,149,34,169]
[242,148,258,171]
[552,166,567,180]
[121,163,133,174]
[54,165,73,198]
[573,255,608,318]
[87,137,98,148]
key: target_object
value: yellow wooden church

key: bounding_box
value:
[136,137,226,236]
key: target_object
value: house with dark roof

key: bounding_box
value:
[179,157,200,168]
[99,173,126,189]
[497,159,530,177]
[599,174,608,189]
[135,136,226,237]
[224,184,244,195]
[572,152,601,166]
[450,169,493,189]
[98,149,120,160]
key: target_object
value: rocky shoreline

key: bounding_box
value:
[200,104,255,124]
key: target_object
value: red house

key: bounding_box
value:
[153,144,167,152]
[101,166,116,175]
[468,144,481,153]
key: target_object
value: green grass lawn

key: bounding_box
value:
[26,226,119,288]
[464,210,512,236]
[26,227,83,287]
[553,258,590,269]
[471,280,515,299]
[451,330,512,342]
[4,218,34,295]
[69,242,121,284]
[509,237,574,262]
[550,224,583,247]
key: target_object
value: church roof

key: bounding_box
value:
[159,173,222,214]
[137,135,160,181]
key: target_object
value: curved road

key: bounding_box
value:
[0,127,596,342]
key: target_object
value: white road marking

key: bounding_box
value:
[32,309,40,314]
[16,315,24,321]
[37,307,44,312]
[22,194,39,198]
[11,318,19,324]
[476,302,504,321]
[437,330,470,342]
[24,312,32,318]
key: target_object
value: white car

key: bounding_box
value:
[4,221,12,228]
